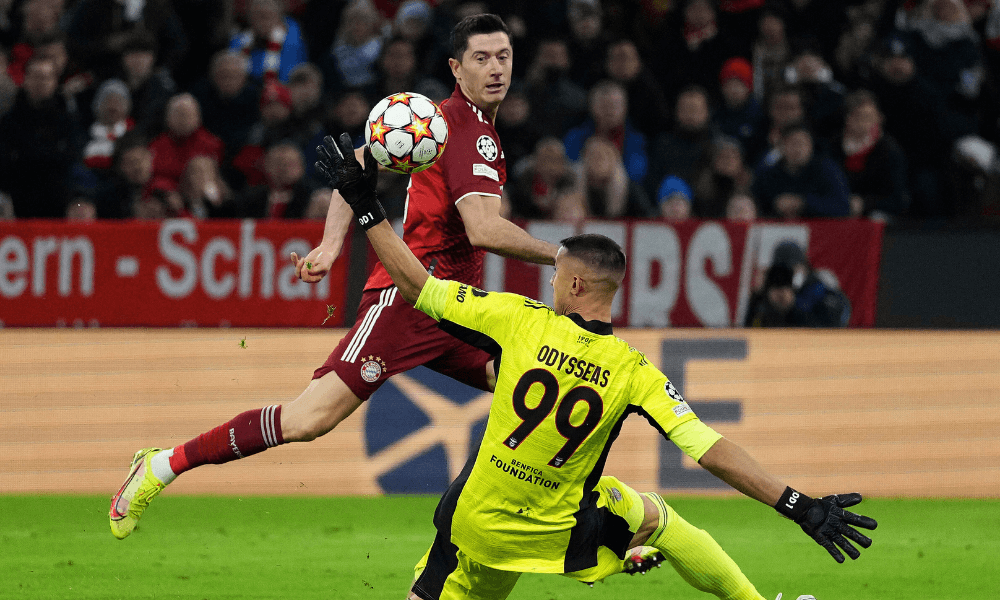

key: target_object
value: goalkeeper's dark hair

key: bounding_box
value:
[451,13,511,60]
[559,234,627,281]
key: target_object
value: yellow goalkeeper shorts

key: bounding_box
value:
[410,476,646,599]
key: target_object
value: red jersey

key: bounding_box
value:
[365,84,507,291]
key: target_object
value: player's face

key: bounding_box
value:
[451,32,512,117]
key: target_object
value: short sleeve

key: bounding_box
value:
[630,366,700,437]
[438,103,505,202]
[415,277,526,347]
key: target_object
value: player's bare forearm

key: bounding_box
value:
[364,220,429,305]
[698,437,786,506]
[320,190,354,252]
[458,194,558,265]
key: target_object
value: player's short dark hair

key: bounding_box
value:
[450,13,511,60]
[560,234,626,278]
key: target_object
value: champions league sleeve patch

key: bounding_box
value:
[476,135,498,161]
[665,381,683,402]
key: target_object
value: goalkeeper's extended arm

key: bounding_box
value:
[316,133,426,304]
[699,437,877,563]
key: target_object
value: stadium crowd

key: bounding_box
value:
[0,0,998,225]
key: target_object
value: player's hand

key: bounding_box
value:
[795,493,877,563]
[315,133,385,230]
[290,245,339,283]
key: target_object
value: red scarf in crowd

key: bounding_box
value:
[843,124,882,173]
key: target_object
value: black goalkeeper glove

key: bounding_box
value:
[315,133,386,230]
[774,487,878,563]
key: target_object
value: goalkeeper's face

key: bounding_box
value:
[450,31,512,116]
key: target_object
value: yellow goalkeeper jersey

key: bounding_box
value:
[414,277,717,574]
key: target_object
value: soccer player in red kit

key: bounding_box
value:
[110,14,559,539]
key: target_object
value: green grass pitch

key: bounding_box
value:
[1,495,997,599]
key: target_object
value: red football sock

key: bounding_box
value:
[168,405,283,476]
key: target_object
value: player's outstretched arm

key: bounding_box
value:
[699,437,878,563]
[456,194,559,265]
[316,133,428,304]
[289,145,369,283]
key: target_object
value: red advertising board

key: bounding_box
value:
[0,220,347,327]
[484,220,884,327]
[0,219,882,327]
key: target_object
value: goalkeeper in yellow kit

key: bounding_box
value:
[316,133,878,600]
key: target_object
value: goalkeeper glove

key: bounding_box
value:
[774,487,878,563]
[315,133,386,230]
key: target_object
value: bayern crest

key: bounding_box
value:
[360,356,387,383]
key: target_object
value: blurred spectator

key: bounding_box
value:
[286,63,327,170]
[228,142,315,218]
[508,137,582,220]
[389,0,448,82]
[325,0,384,92]
[0,0,15,50]
[751,122,850,218]
[171,0,234,88]
[325,88,370,148]
[648,85,716,198]
[174,154,232,218]
[372,37,448,106]
[755,84,807,167]
[304,186,332,220]
[653,0,735,106]
[690,135,754,219]
[751,9,791,102]
[191,50,261,163]
[65,197,97,221]
[564,79,648,184]
[149,93,224,192]
[0,44,16,117]
[784,49,846,141]
[493,83,541,169]
[744,262,799,327]
[604,38,671,138]
[82,78,133,172]
[656,175,693,222]
[573,136,654,218]
[565,0,610,89]
[832,89,909,219]
[867,34,969,217]
[897,0,985,133]
[834,3,880,88]
[725,191,758,221]
[0,57,80,218]
[524,38,588,139]
[771,0,848,61]
[744,240,850,327]
[94,131,153,218]
[6,0,62,84]
[230,80,296,187]
[118,32,176,137]
[228,0,307,84]
[715,57,765,161]
[66,0,188,79]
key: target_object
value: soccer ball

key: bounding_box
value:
[366,92,448,174]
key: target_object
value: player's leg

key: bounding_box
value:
[109,368,363,539]
[635,490,766,600]
[110,288,400,539]
[409,533,521,600]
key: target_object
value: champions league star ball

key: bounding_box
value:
[366,91,448,175]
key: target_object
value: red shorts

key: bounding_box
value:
[313,286,493,401]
